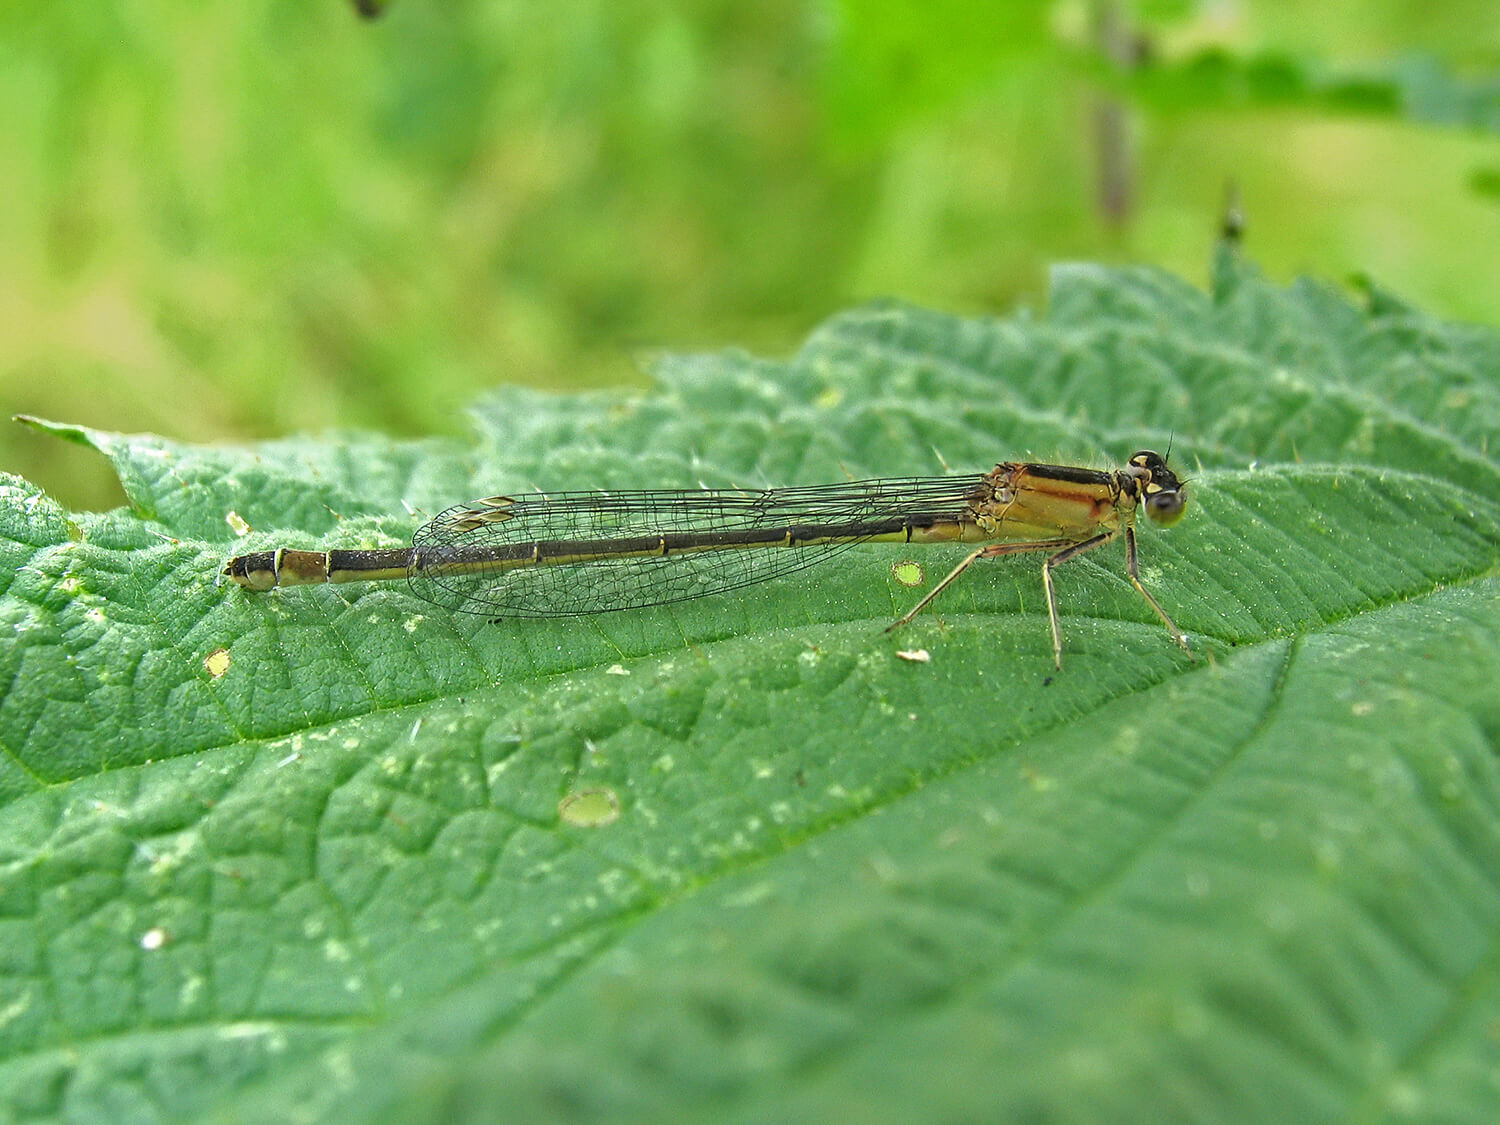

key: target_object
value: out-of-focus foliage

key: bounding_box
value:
[4,0,1500,510]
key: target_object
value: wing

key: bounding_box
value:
[405,475,986,617]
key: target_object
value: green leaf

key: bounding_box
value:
[4,261,1500,1123]
[1119,46,1500,131]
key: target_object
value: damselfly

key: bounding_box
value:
[223,451,1192,668]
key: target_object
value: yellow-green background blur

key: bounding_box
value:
[5,1,1500,511]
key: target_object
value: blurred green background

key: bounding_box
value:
[5,0,1500,512]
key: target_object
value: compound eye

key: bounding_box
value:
[1145,487,1187,526]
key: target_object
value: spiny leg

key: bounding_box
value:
[885,537,1079,640]
[1039,532,1117,670]
[1123,524,1193,660]
[885,547,989,632]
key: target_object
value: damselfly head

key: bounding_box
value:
[1128,450,1188,528]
